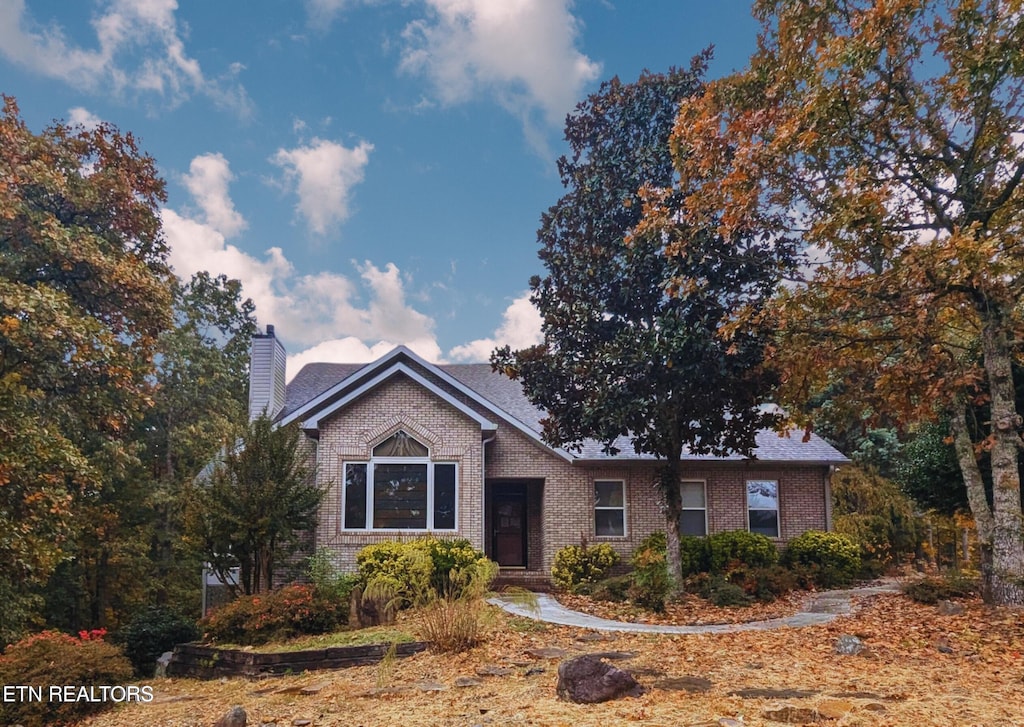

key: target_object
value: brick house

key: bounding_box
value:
[252,327,848,586]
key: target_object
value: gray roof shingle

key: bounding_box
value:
[283,359,848,464]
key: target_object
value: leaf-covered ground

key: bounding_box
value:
[82,592,1023,727]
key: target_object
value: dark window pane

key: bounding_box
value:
[373,463,427,528]
[373,430,428,457]
[433,463,456,530]
[595,480,623,507]
[595,509,624,536]
[679,509,706,537]
[749,510,779,538]
[343,463,367,529]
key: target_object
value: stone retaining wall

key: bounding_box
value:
[167,641,427,679]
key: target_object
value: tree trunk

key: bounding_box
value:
[659,453,684,593]
[977,315,1024,604]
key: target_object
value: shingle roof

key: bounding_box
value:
[283,357,848,465]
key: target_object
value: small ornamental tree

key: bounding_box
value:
[493,62,796,588]
[186,416,322,594]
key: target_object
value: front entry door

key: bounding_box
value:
[491,491,527,567]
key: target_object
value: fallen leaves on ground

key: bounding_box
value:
[81,591,1023,727]
[554,590,809,626]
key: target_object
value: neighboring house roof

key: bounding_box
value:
[282,346,849,466]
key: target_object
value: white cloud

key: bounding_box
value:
[68,106,103,130]
[399,0,601,145]
[162,152,442,375]
[271,138,374,236]
[181,153,247,238]
[0,0,251,114]
[448,291,542,361]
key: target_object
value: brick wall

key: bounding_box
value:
[304,365,831,576]
[313,375,485,572]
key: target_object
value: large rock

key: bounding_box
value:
[213,705,247,727]
[556,655,645,704]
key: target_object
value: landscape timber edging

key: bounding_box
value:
[166,641,428,679]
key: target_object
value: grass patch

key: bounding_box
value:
[208,625,416,653]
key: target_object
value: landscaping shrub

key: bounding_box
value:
[417,558,499,653]
[628,541,671,612]
[356,540,434,606]
[116,606,199,677]
[782,530,861,588]
[701,577,753,608]
[707,530,779,573]
[200,584,344,645]
[729,565,800,603]
[306,548,360,616]
[419,536,492,596]
[680,535,712,576]
[902,574,977,604]
[356,538,493,605]
[551,541,621,591]
[0,630,133,727]
[577,573,633,602]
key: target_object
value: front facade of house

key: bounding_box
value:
[251,328,848,585]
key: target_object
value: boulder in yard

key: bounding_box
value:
[556,654,644,704]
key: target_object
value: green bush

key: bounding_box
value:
[729,565,799,603]
[702,577,753,607]
[116,606,199,677]
[576,573,633,602]
[708,530,779,573]
[306,549,360,614]
[680,535,712,575]
[782,530,861,588]
[551,542,621,591]
[419,536,493,596]
[902,574,977,604]
[0,630,133,727]
[356,540,434,605]
[200,584,344,645]
[356,538,492,603]
[628,543,672,612]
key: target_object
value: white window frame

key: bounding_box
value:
[679,479,708,537]
[746,479,780,538]
[342,457,458,532]
[594,479,627,537]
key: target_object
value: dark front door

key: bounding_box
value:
[491,491,527,567]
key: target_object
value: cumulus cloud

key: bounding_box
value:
[399,0,601,146]
[68,106,103,130]
[162,152,442,378]
[271,138,374,236]
[181,153,248,238]
[447,291,542,361]
[0,0,251,114]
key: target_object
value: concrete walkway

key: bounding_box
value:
[490,582,902,634]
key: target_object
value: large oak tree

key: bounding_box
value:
[493,61,795,586]
[665,0,1024,602]
[0,98,173,639]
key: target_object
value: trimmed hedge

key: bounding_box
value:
[707,530,779,573]
[782,530,861,588]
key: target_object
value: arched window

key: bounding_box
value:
[343,430,457,531]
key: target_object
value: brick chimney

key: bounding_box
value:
[248,324,287,421]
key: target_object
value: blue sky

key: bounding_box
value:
[1,0,760,378]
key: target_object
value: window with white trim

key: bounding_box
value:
[747,479,779,537]
[342,431,457,530]
[594,480,625,536]
[679,480,707,536]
